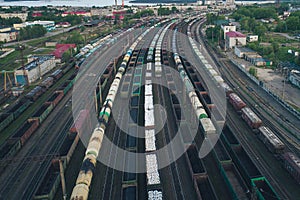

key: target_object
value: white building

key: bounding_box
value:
[226,0,235,5]
[225,31,246,50]
[15,55,60,85]
[14,20,55,31]
[247,35,259,42]
[0,27,18,42]
[0,12,28,22]
[221,25,236,39]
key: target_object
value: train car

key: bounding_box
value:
[258,126,285,153]
[40,77,54,89]
[25,86,45,101]
[50,69,63,80]
[220,82,233,96]
[241,107,262,129]
[228,93,246,111]
[283,152,300,184]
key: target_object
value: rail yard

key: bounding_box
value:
[0,12,299,200]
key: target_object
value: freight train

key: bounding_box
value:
[186,18,300,187]
[70,20,172,200]
[172,29,216,148]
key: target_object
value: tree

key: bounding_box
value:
[286,16,300,31]
[249,67,257,77]
[18,25,47,40]
[65,31,84,44]
[254,24,267,37]
[62,49,71,63]
[171,6,179,14]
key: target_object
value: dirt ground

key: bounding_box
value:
[256,68,300,109]
[226,51,300,109]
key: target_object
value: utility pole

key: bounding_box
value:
[59,159,67,200]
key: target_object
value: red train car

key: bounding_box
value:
[228,93,246,111]
[241,107,262,129]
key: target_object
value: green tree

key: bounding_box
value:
[286,16,300,31]
[62,49,72,63]
[18,25,47,40]
[254,24,267,37]
[65,31,84,44]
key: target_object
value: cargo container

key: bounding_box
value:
[231,145,262,187]
[194,176,218,200]
[283,152,300,184]
[241,107,262,129]
[251,177,280,200]
[228,93,246,111]
[122,186,137,200]
[258,126,284,153]
[222,126,240,146]
[26,86,44,101]
[186,145,206,177]
[46,91,64,107]
[34,162,60,200]
[147,189,163,200]
[213,140,231,162]
[220,162,248,200]
[9,99,31,119]
[12,119,39,146]
[0,113,14,132]
[30,103,54,123]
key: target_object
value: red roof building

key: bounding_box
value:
[52,44,76,58]
[225,31,247,50]
[62,11,91,17]
[32,12,42,17]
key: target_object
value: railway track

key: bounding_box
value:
[0,91,73,200]
[190,18,300,199]
[226,111,290,199]
[156,22,185,200]
[192,19,300,155]
[89,25,159,200]
[219,60,300,154]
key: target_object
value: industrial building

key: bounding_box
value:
[234,46,256,58]
[15,55,60,85]
[0,27,18,42]
[225,31,246,50]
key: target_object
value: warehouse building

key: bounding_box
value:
[15,55,60,85]
[234,46,256,58]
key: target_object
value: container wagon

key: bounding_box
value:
[228,93,246,111]
[11,119,39,146]
[282,152,300,184]
[241,107,262,129]
[258,126,285,153]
